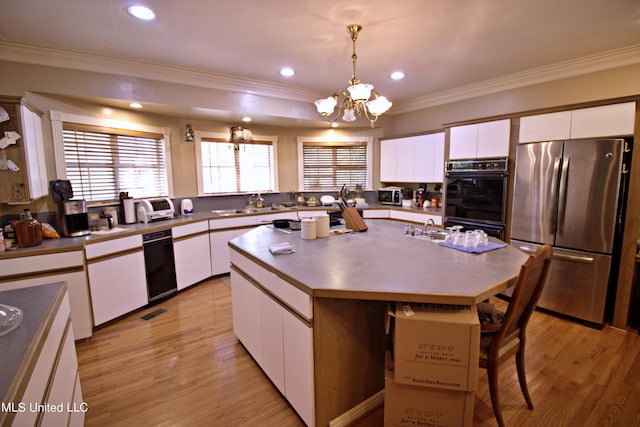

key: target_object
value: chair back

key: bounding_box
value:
[494,245,553,344]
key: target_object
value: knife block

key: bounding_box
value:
[342,207,368,232]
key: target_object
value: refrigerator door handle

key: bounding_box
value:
[549,157,561,234]
[557,157,570,236]
[516,244,594,264]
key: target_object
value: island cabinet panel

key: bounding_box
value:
[260,291,285,394]
[283,309,314,426]
[174,232,211,290]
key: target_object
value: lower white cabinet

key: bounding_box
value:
[210,228,249,276]
[174,233,212,290]
[86,250,148,326]
[230,269,314,426]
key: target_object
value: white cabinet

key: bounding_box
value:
[380,133,445,183]
[389,209,442,226]
[173,221,212,290]
[210,228,250,275]
[519,102,636,143]
[0,250,92,339]
[85,235,148,326]
[449,119,511,159]
[282,309,314,425]
[0,97,47,203]
[260,290,285,393]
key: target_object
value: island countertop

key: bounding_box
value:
[228,219,529,305]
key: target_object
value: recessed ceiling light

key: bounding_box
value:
[128,5,156,21]
[129,102,143,109]
[390,71,405,80]
[241,116,252,123]
[280,67,295,77]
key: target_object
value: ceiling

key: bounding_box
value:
[1,0,639,127]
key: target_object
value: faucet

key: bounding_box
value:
[247,193,263,209]
[423,218,435,233]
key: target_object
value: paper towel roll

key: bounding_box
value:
[315,214,330,238]
[122,198,136,224]
[301,218,317,240]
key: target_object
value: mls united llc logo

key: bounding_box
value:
[1,402,88,413]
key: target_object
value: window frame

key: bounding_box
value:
[195,130,279,196]
[296,136,373,192]
[50,111,173,204]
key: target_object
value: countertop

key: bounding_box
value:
[228,220,527,305]
[0,283,65,403]
[0,204,442,260]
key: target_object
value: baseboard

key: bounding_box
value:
[329,389,385,427]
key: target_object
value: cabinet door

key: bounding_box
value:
[412,136,431,182]
[519,111,571,143]
[230,270,247,345]
[19,104,48,199]
[477,119,511,158]
[174,234,212,290]
[260,292,285,393]
[210,228,249,275]
[570,102,636,139]
[379,138,398,182]
[87,251,148,326]
[421,132,445,182]
[449,124,478,159]
[395,138,415,182]
[283,309,314,426]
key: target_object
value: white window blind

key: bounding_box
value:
[200,138,274,193]
[302,141,367,191]
[62,122,168,201]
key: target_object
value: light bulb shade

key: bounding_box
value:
[347,83,373,101]
[230,126,252,143]
[342,108,357,122]
[315,96,338,115]
[366,96,392,116]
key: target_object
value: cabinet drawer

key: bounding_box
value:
[230,249,312,320]
[0,251,83,277]
[84,234,142,259]
[172,220,209,238]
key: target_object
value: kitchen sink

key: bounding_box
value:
[210,206,292,216]
[406,228,448,242]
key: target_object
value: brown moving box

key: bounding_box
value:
[392,302,480,391]
[384,352,474,427]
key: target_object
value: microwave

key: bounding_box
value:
[378,187,403,205]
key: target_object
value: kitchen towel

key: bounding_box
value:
[438,241,507,254]
[269,242,295,255]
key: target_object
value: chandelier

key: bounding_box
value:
[229,126,252,144]
[314,24,392,128]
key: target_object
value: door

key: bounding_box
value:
[510,141,563,244]
[555,139,622,253]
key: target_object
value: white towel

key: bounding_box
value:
[269,242,295,255]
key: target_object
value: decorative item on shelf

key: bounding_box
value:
[314,24,392,128]
[230,126,252,145]
[184,123,194,142]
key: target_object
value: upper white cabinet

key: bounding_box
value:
[0,97,48,203]
[519,102,636,143]
[380,132,445,183]
[449,119,511,159]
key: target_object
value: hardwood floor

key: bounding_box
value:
[75,277,640,427]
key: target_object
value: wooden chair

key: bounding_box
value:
[478,244,553,427]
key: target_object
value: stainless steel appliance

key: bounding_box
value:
[510,138,631,327]
[378,187,403,205]
[49,180,90,237]
[143,229,177,302]
[444,158,508,239]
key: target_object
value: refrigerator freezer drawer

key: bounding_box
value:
[509,240,611,326]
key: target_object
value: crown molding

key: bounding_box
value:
[0,41,322,103]
[391,43,640,114]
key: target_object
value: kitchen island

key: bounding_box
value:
[228,219,528,426]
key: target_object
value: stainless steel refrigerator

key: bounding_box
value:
[510,138,630,327]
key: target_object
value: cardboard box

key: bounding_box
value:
[393,302,480,391]
[384,355,474,427]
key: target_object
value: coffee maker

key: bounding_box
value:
[50,180,91,237]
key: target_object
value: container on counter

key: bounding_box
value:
[15,209,43,248]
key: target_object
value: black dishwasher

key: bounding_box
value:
[142,229,177,303]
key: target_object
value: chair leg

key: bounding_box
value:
[487,363,506,427]
[516,349,534,409]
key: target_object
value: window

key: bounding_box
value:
[50,111,172,202]
[297,136,373,191]
[61,123,168,201]
[197,135,276,194]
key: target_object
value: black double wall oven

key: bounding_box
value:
[444,158,508,240]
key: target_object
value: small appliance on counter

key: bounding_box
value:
[119,192,136,224]
[49,180,90,237]
[377,187,403,205]
[180,198,194,215]
[138,197,175,222]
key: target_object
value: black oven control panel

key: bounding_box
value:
[446,158,508,172]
